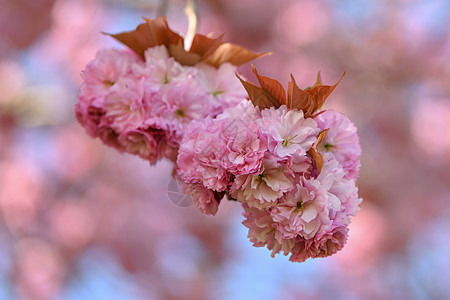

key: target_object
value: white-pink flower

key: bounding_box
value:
[132,45,194,92]
[231,157,293,209]
[259,106,320,159]
[271,178,329,239]
[318,158,362,224]
[147,80,210,145]
[217,99,261,123]
[103,77,146,133]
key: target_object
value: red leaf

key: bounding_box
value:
[189,33,224,59]
[288,72,345,118]
[106,16,183,59]
[107,16,268,67]
[205,43,270,68]
[168,40,202,66]
[235,72,280,109]
[287,74,315,116]
[252,65,286,105]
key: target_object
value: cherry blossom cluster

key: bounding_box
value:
[75,46,246,164]
[75,17,362,263]
[177,99,362,262]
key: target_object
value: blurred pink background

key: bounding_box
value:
[1,0,449,299]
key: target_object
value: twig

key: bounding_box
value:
[184,0,198,50]
[158,0,168,16]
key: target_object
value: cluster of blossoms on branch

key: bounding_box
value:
[76,17,362,262]
[76,17,265,164]
[177,68,362,262]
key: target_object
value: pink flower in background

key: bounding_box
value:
[148,80,210,145]
[104,77,146,132]
[195,63,247,114]
[0,0,56,56]
[259,106,319,159]
[133,46,192,92]
[315,110,361,180]
[81,49,140,100]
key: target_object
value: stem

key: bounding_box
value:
[158,0,168,16]
[184,0,198,51]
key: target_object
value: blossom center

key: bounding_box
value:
[212,90,223,97]
[281,134,298,147]
[103,80,115,87]
[296,201,303,209]
[163,73,169,84]
[324,143,334,151]
[175,109,185,117]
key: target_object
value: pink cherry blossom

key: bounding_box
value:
[242,205,295,257]
[77,44,251,165]
[271,178,330,240]
[80,48,141,100]
[147,80,210,146]
[177,118,231,192]
[318,158,362,223]
[231,157,293,209]
[183,183,223,215]
[75,100,124,152]
[216,99,262,123]
[195,63,247,114]
[219,117,267,175]
[103,77,146,133]
[303,223,348,260]
[132,45,194,92]
[259,106,319,159]
[315,109,361,180]
[175,93,362,261]
[117,129,160,164]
